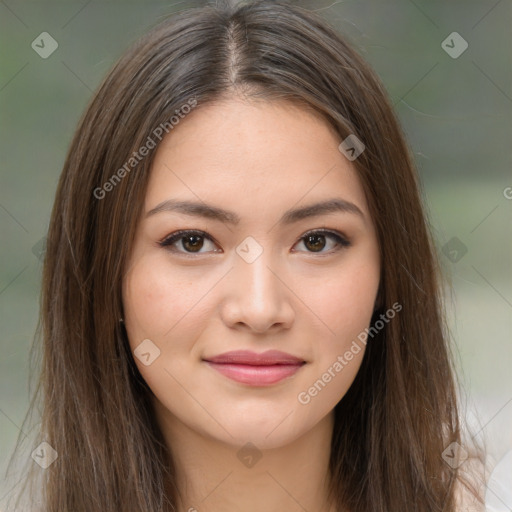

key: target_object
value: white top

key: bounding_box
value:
[485,449,512,511]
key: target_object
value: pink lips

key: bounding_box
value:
[203,350,305,386]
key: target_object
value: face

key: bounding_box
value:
[122,97,380,450]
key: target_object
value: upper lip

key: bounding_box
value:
[203,350,305,366]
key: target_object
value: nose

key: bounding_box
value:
[219,249,295,334]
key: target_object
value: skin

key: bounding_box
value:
[122,96,380,512]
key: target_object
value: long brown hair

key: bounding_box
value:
[8,0,476,510]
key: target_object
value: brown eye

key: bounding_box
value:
[159,230,218,254]
[181,234,204,252]
[294,230,350,254]
[304,233,327,252]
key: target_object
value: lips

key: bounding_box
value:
[203,350,306,386]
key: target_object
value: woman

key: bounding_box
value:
[8,0,483,510]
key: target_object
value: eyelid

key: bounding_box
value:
[294,228,351,252]
[158,229,220,255]
[158,228,351,255]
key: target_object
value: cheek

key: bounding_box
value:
[123,263,169,342]
[294,279,376,416]
[122,257,204,398]
[303,259,379,341]
[123,256,204,343]
[297,255,379,397]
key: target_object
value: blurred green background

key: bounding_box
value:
[1,0,511,505]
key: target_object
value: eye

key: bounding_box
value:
[158,229,350,256]
[292,229,351,254]
[158,230,219,255]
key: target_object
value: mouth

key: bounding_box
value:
[203,350,306,386]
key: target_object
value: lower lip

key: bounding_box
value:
[205,362,304,386]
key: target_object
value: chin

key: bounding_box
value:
[216,423,305,451]
[210,404,327,451]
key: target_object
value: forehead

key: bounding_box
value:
[145,98,370,221]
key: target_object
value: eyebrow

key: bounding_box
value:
[145,198,364,225]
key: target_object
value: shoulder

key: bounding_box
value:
[484,449,512,512]
[453,450,487,511]
[454,447,512,511]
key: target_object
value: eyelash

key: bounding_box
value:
[158,228,351,257]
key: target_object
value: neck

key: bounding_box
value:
[156,405,337,512]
